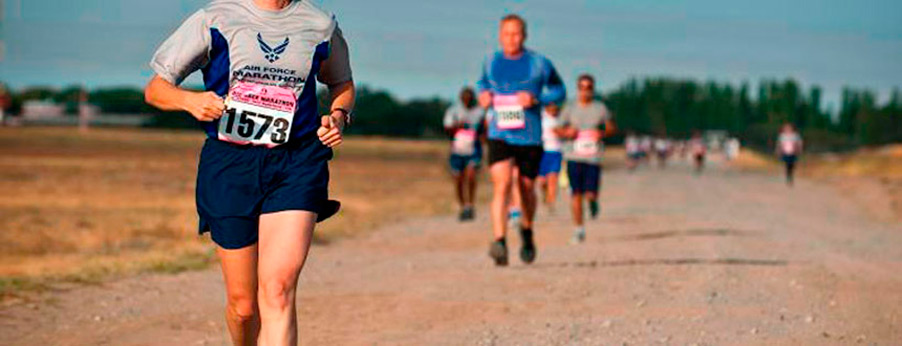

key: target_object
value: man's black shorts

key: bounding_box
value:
[487,140,544,179]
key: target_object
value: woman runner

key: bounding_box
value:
[144,0,354,344]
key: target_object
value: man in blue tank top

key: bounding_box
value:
[477,14,566,266]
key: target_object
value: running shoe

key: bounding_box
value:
[519,227,536,264]
[489,238,508,266]
[570,226,586,244]
[462,206,475,221]
[589,200,600,219]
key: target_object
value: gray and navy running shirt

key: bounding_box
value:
[150,0,352,139]
[560,101,611,164]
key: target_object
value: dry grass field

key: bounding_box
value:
[726,143,902,221]
[802,144,902,220]
[2,127,896,301]
[0,127,470,298]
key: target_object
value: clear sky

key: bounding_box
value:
[2,0,901,108]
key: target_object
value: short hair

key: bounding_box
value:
[500,14,527,35]
[577,74,595,86]
[459,87,475,98]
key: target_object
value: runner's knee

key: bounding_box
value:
[226,292,257,321]
[258,278,294,311]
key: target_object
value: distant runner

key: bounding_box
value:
[558,74,614,243]
[537,103,564,212]
[725,137,741,161]
[640,135,653,164]
[689,130,706,174]
[654,136,671,168]
[444,87,486,221]
[777,123,803,186]
[478,14,566,265]
[0,85,9,126]
[144,0,354,344]
[624,131,642,171]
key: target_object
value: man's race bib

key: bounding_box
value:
[452,129,477,156]
[493,95,525,130]
[218,82,296,147]
[781,141,796,155]
[574,130,601,157]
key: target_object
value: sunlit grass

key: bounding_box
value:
[0,127,458,299]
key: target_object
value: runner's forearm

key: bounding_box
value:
[603,120,617,137]
[144,75,196,112]
[328,80,355,127]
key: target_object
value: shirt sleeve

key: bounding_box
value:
[149,10,210,85]
[560,105,572,127]
[476,57,492,93]
[317,25,353,87]
[599,104,611,121]
[443,106,457,129]
[539,58,566,105]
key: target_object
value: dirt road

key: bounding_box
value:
[2,157,901,345]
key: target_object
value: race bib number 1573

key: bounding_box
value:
[218,82,296,148]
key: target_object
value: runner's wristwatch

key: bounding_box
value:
[332,107,352,127]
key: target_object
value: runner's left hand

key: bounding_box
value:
[318,113,344,147]
[516,91,537,107]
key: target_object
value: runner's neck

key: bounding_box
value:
[253,0,293,11]
[502,48,525,60]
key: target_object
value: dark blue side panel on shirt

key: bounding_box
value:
[201,28,231,138]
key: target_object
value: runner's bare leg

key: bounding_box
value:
[217,246,260,346]
[257,210,317,345]
[490,160,513,239]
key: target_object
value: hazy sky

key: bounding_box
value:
[2,0,901,107]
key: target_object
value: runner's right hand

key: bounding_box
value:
[478,91,493,108]
[185,91,225,122]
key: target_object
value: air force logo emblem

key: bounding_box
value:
[257,33,290,63]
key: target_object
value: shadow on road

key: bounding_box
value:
[527,258,789,270]
[598,228,760,243]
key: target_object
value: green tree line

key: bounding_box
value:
[605,78,902,152]
[3,79,900,152]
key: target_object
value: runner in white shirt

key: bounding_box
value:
[776,123,803,186]
[640,135,653,163]
[443,87,486,221]
[536,103,564,212]
[725,137,741,161]
[624,131,642,171]
[654,136,671,168]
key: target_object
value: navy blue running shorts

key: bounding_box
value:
[567,161,602,194]
[196,133,332,249]
[449,153,482,175]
